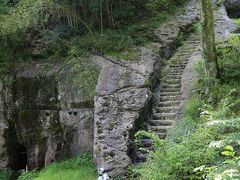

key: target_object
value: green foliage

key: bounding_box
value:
[218,35,240,82]
[0,169,15,180]
[169,97,205,142]
[134,130,164,148]
[194,145,240,179]
[144,0,188,13]
[234,18,240,27]
[78,31,133,53]
[132,128,218,180]
[18,170,39,180]
[0,0,52,36]
[18,154,97,180]
[65,45,100,101]
[131,38,240,179]
[107,48,140,61]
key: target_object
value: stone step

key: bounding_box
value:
[186,41,201,44]
[152,113,176,120]
[149,120,173,126]
[178,55,191,58]
[160,87,181,93]
[156,132,167,139]
[170,64,187,68]
[177,51,189,55]
[156,106,179,113]
[140,139,154,148]
[162,79,181,84]
[169,69,184,74]
[167,73,182,76]
[161,83,181,88]
[160,95,181,101]
[148,126,171,133]
[134,151,149,162]
[165,77,181,81]
[169,66,186,71]
[159,100,181,107]
[159,91,181,96]
[170,66,185,71]
[172,59,188,64]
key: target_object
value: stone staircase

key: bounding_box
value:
[148,34,201,139]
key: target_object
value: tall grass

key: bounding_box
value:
[18,154,97,180]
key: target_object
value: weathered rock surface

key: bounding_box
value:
[214,4,238,39]
[94,0,202,177]
[1,63,94,170]
[153,0,200,57]
[94,48,157,176]
[0,81,10,170]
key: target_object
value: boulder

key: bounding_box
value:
[94,48,158,177]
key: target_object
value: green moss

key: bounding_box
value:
[143,80,151,88]
[107,48,140,61]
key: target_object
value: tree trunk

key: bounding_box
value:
[200,0,219,78]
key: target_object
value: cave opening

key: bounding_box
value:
[16,144,28,170]
[225,4,240,19]
[226,9,240,19]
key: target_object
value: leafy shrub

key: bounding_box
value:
[218,35,240,82]
[0,169,15,180]
[133,128,218,180]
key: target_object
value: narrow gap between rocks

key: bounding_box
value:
[15,144,28,170]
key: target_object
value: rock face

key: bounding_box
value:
[214,4,238,39]
[0,64,94,170]
[94,48,158,176]
[94,0,201,177]
[153,0,200,58]
[0,81,10,170]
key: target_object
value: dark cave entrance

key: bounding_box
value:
[224,3,240,19]
[16,144,28,170]
[226,9,240,19]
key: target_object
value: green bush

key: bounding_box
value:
[133,128,218,180]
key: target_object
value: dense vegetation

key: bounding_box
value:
[131,35,240,179]
[1,0,239,179]
[0,0,188,98]
[0,0,188,65]
[0,1,189,180]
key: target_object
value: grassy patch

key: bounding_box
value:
[106,48,140,61]
[18,154,97,180]
[0,169,15,180]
